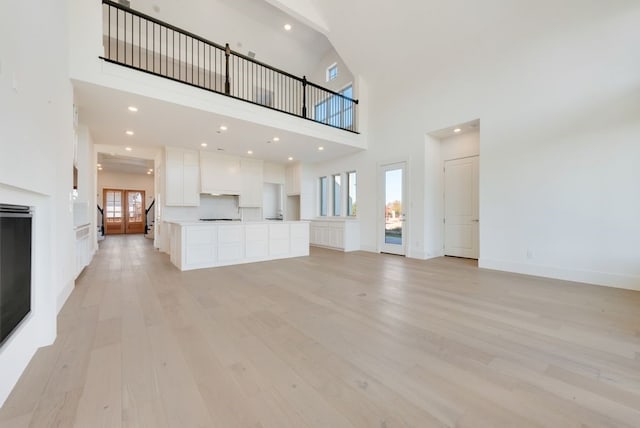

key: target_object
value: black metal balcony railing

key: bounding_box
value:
[101,0,359,133]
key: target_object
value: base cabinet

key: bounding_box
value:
[169,221,310,271]
[75,224,93,278]
[310,219,360,252]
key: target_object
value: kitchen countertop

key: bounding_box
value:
[164,220,310,226]
[308,217,359,222]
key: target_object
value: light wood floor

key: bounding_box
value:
[1,236,640,427]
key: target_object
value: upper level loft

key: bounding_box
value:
[100,0,359,134]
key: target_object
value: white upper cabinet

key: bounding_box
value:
[165,147,200,206]
[285,163,301,196]
[200,151,241,195]
[239,158,264,207]
[263,162,286,184]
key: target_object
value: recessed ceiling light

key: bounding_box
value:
[247,150,253,155]
[125,130,134,136]
[273,137,280,142]
[97,163,101,167]
[454,128,462,133]
[318,146,324,151]
[98,167,103,170]
[288,156,293,161]
[284,24,292,31]
[125,147,132,151]
[147,171,151,175]
[201,142,208,147]
[148,168,153,172]
[219,125,228,131]
[128,106,138,112]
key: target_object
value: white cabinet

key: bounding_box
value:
[290,222,310,256]
[263,162,286,184]
[269,223,290,256]
[285,163,301,196]
[245,224,268,259]
[310,219,360,252]
[185,226,217,266]
[75,224,92,278]
[165,147,200,206]
[200,151,241,195]
[239,158,264,207]
[218,225,244,262]
[168,221,309,271]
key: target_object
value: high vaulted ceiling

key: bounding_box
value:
[272,0,640,86]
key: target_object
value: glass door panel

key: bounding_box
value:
[380,163,406,255]
[125,190,145,234]
[104,189,125,235]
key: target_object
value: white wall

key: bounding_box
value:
[308,48,355,93]
[311,1,640,289]
[0,0,75,406]
[75,126,98,254]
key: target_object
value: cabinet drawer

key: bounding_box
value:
[269,224,290,240]
[218,226,243,244]
[186,227,216,245]
[245,225,268,241]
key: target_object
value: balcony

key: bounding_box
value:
[100,0,359,133]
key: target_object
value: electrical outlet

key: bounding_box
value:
[526,248,534,259]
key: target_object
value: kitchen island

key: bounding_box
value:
[165,220,309,271]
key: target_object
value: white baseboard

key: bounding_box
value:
[56,279,75,314]
[479,258,640,291]
[359,244,378,253]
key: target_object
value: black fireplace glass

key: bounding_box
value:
[0,204,32,347]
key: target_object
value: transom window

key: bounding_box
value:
[326,63,338,82]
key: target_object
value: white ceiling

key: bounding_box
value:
[428,119,480,140]
[301,0,634,86]
[74,81,363,164]
[97,153,154,175]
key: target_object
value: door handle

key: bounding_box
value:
[471,219,479,222]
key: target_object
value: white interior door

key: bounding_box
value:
[380,162,406,255]
[444,156,479,259]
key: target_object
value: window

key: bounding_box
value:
[332,174,341,216]
[313,84,354,129]
[319,177,328,216]
[347,171,357,216]
[326,63,338,82]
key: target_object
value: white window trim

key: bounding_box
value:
[326,62,338,82]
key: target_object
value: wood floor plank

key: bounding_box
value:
[2,235,640,427]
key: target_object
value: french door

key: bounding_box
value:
[104,189,145,235]
[380,162,406,255]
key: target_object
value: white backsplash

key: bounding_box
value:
[161,195,264,221]
[199,195,240,219]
